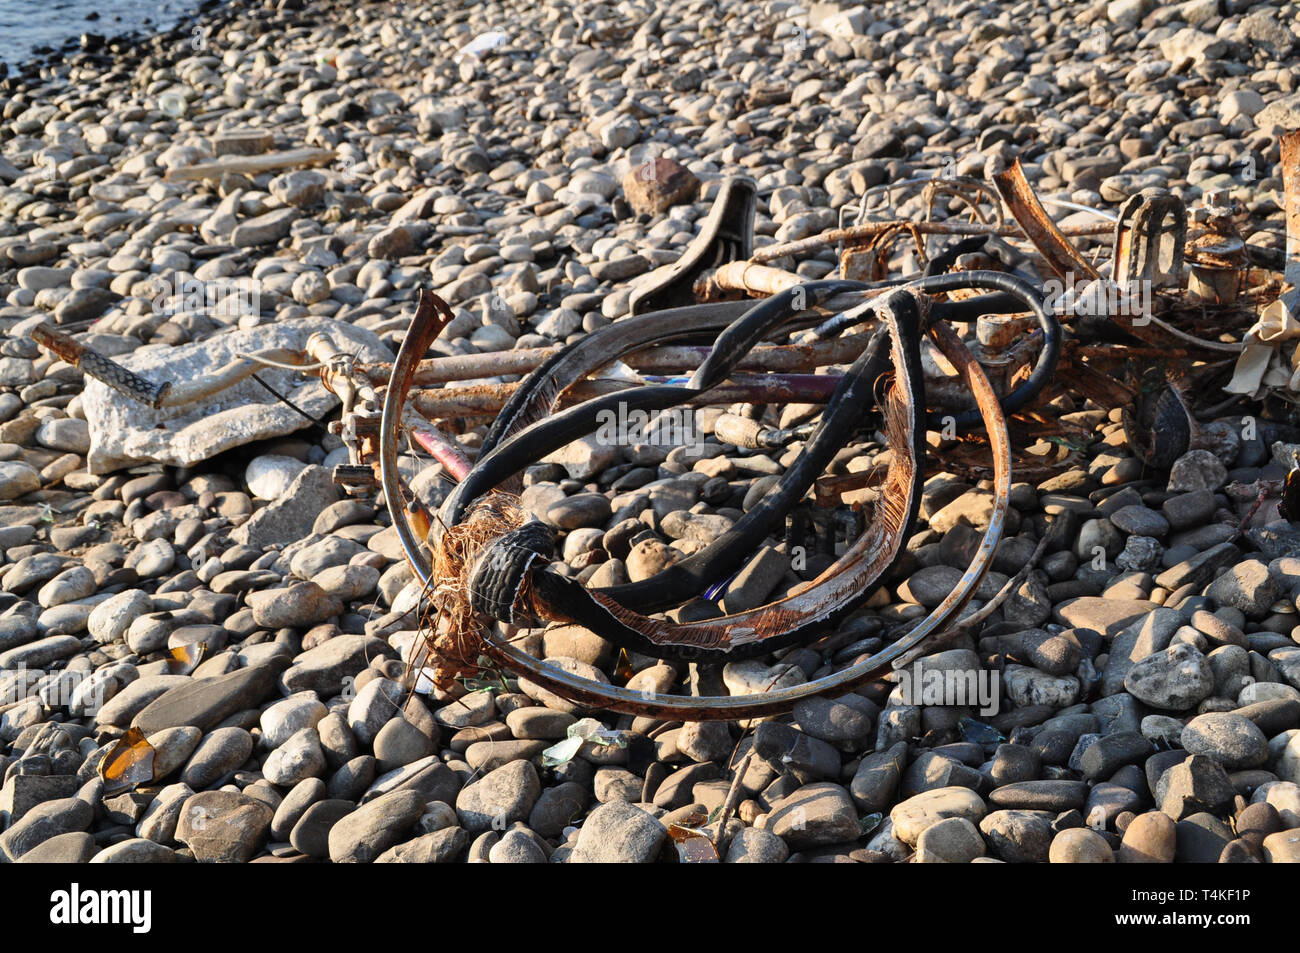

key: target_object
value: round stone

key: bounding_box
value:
[1181,712,1269,769]
[1048,827,1114,863]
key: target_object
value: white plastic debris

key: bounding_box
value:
[456,31,509,60]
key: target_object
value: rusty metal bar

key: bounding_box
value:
[1281,130,1300,312]
[408,365,1011,420]
[748,218,1113,265]
[993,159,1100,282]
[410,373,843,418]
[362,333,876,386]
[886,317,1012,670]
[706,261,807,296]
[408,423,473,481]
[32,323,173,407]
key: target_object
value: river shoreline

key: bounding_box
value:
[0,0,249,77]
[0,0,1298,868]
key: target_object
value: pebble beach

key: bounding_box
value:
[0,0,1299,869]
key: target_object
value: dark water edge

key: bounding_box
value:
[0,0,242,75]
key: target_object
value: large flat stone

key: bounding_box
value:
[1053,597,1157,639]
[278,634,397,697]
[232,468,341,550]
[0,774,80,827]
[0,635,81,669]
[132,662,287,735]
[95,675,194,727]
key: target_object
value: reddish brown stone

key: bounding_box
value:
[621,157,699,215]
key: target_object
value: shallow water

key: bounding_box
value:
[0,0,202,68]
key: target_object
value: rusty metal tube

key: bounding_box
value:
[992,159,1100,282]
[1280,129,1300,313]
[408,422,473,481]
[362,333,877,386]
[749,218,1113,265]
[409,373,844,419]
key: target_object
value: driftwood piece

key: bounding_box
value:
[163,147,336,182]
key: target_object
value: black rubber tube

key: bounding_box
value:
[442,280,877,529]
[510,290,929,662]
[598,324,893,612]
[479,299,758,457]
[812,273,1056,430]
[904,271,1057,429]
[443,271,1055,615]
